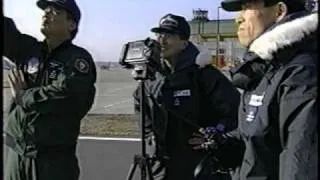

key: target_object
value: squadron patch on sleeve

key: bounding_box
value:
[74,58,90,73]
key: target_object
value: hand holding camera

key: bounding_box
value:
[189,124,244,178]
[188,124,227,151]
[189,124,245,178]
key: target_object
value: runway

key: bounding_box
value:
[77,137,141,180]
[3,137,141,180]
[3,67,231,115]
[3,68,138,115]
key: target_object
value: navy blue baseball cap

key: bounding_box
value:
[151,13,191,40]
[37,0,81,24]
[221,0,307,12]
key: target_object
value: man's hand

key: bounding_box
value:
[8,68,27,101]
[188,132,207,150]
[188,132,217,151]
[189,126,226,151]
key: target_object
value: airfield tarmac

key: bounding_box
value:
[3,67,232,115]
[3,68,138,115]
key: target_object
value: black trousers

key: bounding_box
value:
[150,155,232,180]
[4,147,80,180]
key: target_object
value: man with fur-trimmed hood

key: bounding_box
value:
[189,0,317,179]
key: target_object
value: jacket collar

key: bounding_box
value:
[41,39,72,59]
[230,12,318,91]
[172,42,212,72]
[248,12,318,61]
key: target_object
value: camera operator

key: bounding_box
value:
[3,0,96,180]
[133,13,240,180]
[189,0,317,179]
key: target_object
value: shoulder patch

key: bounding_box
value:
[74,58,90,73]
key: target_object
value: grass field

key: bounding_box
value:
[80,114,139,138]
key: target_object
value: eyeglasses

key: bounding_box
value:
[156,32,177,39]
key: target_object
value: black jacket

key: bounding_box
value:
[134,42,240,179]
[3,17,96,157]
[226,12,318,180]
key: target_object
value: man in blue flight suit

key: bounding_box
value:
[4,0,96,180]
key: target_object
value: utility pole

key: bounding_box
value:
[192,9,209,43]
[215,6,221,67]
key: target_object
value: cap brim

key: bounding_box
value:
[151,26,179,34]
[37,0,64,10]
[221,0,243,12]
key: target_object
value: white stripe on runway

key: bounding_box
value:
[105,85,136,93]
[79,136,141,141]
[3,134,140,142]
[104,98,132,109]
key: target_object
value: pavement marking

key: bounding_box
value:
[79,136,141,141]
[99,85,136,94]
[104,98,132,109]
[3,134,140,142]
[106,85,136,92]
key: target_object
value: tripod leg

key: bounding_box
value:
[126,162,138,180]
[140,165,147,180]
[146,159,154,180]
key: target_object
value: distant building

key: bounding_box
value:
[188,9,245,69]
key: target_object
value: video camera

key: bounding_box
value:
[118,38,164,81]
[119,38,162,67]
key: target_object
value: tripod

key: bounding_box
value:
[126,64,154,180]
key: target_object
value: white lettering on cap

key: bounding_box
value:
[160,16,178,26]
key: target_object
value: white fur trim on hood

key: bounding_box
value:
[194,44,212,67]
[249,13,318,60]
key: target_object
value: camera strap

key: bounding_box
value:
[144,65,207,132]
[146,88,201,131]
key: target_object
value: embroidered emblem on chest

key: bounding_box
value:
[27,57,40,74]
[246,93,264,122]
[48,61,63,80]
[174,98,181,106]
[173,89,191,97]
[173,89,191,106]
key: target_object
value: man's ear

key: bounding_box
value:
[69,21,77,32]
[274,2,288,22]
[184,41,188,48]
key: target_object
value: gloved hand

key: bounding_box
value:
[190,126,245,173]
[189,125,233,178]
[188,124,226,151]
[188,131,217,151]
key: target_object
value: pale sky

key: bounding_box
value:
[4,0,237,62]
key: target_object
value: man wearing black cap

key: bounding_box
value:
[190,0,317,179]
[133,13,240,180]
[3,0,96,180]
